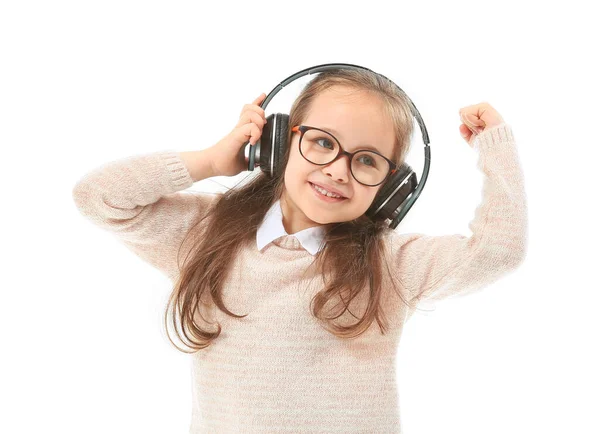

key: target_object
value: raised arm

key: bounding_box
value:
[71,149,221,280]
[387,123,528,310]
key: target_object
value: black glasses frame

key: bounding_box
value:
[292,125,398,187]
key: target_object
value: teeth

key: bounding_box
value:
[312,183,342,198]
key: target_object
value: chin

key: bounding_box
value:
[298,204,331,224]
[307,207,352,225]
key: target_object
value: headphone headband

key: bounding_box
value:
[260,62,430,145]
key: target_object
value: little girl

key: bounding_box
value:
[72,68,527,433]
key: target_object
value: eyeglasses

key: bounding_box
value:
[291,125,398,187]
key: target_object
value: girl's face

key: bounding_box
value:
[280,86,396,234]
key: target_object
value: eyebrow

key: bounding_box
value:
[318,125,384,154]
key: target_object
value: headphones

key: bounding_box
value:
[243,63,431,230]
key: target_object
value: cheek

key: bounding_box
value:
[284,157,309,196]
[355,190,376,207]
[350,188,382,214]
[285,151,310,180]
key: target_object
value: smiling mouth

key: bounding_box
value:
[309,182,348,200]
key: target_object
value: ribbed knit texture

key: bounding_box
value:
[71,123,527,433]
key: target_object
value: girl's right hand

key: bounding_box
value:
[209,93,268,177]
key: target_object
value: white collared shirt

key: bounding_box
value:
[256,199,326,255]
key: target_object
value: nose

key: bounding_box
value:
[322,153,351,183]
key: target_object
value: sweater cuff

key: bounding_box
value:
[157,149,195,191]
[472,123,515,151]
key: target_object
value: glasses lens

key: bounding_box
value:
[300,128,390,185]
[351,150,390,185]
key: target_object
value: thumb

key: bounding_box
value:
[459,124,475,146]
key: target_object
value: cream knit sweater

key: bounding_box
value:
[72,123,527,433]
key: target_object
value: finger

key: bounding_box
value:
[467,113,485,126]
[238,122,261,145]
[459,123,472,140]
[247,93,267,114]
[237,110,267,129]
[460,112,484,134]
[249,110,267,127]
[459,124,479,147]
[253,92,267,105]
[249,122,261,145]
[241,102,266,118]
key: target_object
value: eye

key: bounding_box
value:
[316,137,335,150]
[356,154,377,167]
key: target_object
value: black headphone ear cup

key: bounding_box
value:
[366,163,418,222]
[252,113,274,174]
[273,113,289,178]
[260,113,289,178]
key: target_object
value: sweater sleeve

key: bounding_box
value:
[387,123,528,310]
[71,149,220,280]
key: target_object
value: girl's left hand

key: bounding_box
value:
[458,102,505,146]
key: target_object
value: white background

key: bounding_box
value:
[1,1,598,433]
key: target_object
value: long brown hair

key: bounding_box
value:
[165,68,418,352]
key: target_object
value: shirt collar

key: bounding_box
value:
[256,199,326,255]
